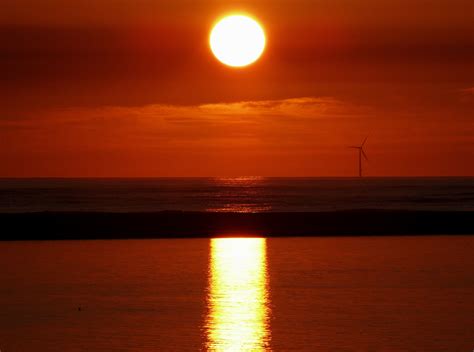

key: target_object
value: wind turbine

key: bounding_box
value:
[348,137,368,177]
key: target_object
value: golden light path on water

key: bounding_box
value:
[206,238,271,351]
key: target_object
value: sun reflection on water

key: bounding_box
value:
[206,177,272,213]
[205,238,271,351]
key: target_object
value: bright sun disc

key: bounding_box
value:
[210,15,266,67]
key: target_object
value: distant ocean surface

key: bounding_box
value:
[0,177,473,213]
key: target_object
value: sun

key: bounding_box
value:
[210,15,266,68]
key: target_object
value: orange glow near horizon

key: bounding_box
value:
[205,238,271,351]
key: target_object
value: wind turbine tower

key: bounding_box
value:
[349,137,368,177]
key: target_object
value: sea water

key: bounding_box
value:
[0,236,473,351]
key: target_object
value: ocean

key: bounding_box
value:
[1,236,473,351]
[0,177,473,213]
[1,178,473,350]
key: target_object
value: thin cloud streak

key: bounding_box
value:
[0,97,472,176]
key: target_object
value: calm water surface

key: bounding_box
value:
[1,236,473,351]
[1,177,473,212]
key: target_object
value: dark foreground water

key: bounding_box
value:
[1,236,473,351]
[1,177,473,213]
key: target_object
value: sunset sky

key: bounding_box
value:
[1,0,473,176]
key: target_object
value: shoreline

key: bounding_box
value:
[1,210,473,240]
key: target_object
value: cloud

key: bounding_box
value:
[1,96,473,176]
[1,96,369,129]
[0,96,375,159]
[460,87,474,95]
[459,87,474,104]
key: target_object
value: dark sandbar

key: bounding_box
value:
[1,210,473,240]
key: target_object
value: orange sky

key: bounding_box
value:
[1,0,473,176]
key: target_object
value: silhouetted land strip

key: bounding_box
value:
[1,210,473,240]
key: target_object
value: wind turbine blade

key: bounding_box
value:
[361,136,368,147]
[362,149,368,161]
